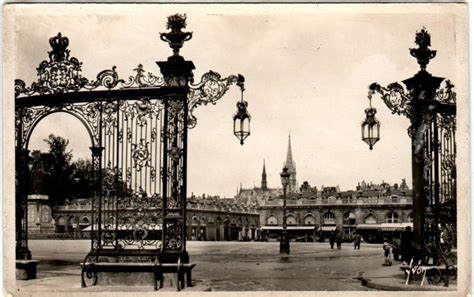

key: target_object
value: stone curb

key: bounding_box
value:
[360,275,457,291]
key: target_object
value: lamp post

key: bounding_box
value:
[364,28,456,286]
[280,166,290,254]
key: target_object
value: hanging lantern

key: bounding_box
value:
[280,166,290,188]
[233,75,251,145]
[361,94,380,150]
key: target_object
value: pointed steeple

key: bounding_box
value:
[261,159,267,190]
[283,134,297,193]
[286,134,294,165]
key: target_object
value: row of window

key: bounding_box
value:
[266,211,413,225]
[56,215,258,227]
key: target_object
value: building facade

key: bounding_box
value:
[29,136,412,243]
[258,183,413,243]
[46,195,260,241]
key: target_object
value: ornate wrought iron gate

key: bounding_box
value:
[369,28,456,285]
[15,14,246,265]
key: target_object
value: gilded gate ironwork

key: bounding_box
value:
[15,14,247,267]
[368,28,456,286]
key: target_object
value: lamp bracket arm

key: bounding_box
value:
[187,71,244,129]
[368,82,411,117]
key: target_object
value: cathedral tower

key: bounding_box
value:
[283,134,297,192]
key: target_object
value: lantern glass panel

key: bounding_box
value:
[234,116,250,144]
[361,117,380,149]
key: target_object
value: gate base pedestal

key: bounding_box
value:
[93,271,193,290]
[96,271,156,286]
[16,260,39,280]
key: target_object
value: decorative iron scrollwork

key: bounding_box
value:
[436,80,456,104]
[164,220,183,250]
[132,139,151,171]
[121,64,164,88]
[14,33,166,99]
[85,67,124,90]
[188,71,242,128]
[369,82,412,117]
[16,101,102,149]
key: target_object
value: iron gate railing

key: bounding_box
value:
[369,28,456,286]
[15,14,246,264]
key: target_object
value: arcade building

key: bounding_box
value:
[28,135,412,243]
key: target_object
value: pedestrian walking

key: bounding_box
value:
[382,238,393,266]
[353,233,361,250]
[400,226,413,263]
[335,228,343,250]
[329,231,335,249]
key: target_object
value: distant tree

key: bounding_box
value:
[29,134,75,205]
[29,134,134,204]
[70,158,93,199]
[29,150,50,195]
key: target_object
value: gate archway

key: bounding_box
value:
[15,14,248,278]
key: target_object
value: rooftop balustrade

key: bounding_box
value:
[260,196,412,207]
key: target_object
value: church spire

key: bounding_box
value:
[286,134,294,165]
[283,134,297,193]
[261,159,267,190]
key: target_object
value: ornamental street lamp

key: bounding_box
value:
[361,93,380,150]
[365,28,457,286]
[233,74,251,145]
[280,166,290,254]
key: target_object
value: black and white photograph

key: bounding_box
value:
[3,3,470,295]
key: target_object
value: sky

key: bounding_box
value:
[10,4,465,198]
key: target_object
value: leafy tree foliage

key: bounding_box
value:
[30,134,74,205]
[29,134,132,205]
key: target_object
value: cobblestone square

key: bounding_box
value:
[16,240,385,292]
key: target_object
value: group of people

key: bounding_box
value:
[328,229,362,250]
[326,226,414,267]
[328,229,343,249]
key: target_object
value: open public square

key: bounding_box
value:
[17,240,386,292]
[6,3,467,295]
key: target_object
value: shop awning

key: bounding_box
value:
[320,226,336,231]
[260,226,316,231]
[356,224,380,230]
[379,223,413,231]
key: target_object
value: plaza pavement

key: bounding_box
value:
[10,240,456,294]
[360,259,457,291]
